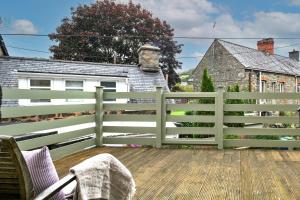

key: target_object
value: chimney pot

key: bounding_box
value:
[138,44,160,72]
[289,49,299,62]
[257,38,274,55]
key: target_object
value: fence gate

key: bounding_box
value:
[161,88,224,149]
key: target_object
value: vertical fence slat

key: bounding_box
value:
[216,87,224,149]
[161,92,166,144]
[96,86,104,146]
[155,86,163,148]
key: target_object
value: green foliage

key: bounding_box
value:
[271,111,295,128]
[49,0,183,88]
[181,68,215,138]
[171,83,193,92]
[200,68,215,92]
[224,84,244,128]
[253,135,280,140]
[224,135,239,139]
[171,110,186,116]
[195,69,215,128]
[179,69,194,82]
[179,111,194,139]
[181,111,194,128]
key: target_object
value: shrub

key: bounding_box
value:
[182,68,215,138]
[224,84,244,128]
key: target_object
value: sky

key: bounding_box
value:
[1,0,300,72]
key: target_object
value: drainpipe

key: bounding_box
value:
[295,76,298,92]
[259,71,262,116]
[248,70,251,92]
[296,76,298,105]
[259,71,262,93]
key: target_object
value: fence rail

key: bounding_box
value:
[1,87,300,160]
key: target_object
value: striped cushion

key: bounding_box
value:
[22,146,66,200]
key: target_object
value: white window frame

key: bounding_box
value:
[65,80,84,103]
[29,79,52,104]
[101,81,117,102]
[271,82,276,93]
[279,82,285,93]
[17,72,129,105]
[261,80,266,93]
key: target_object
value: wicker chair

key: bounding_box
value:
[0,135,75,200]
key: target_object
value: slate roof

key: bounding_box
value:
[0,56,169,92]
[218,39,300,76]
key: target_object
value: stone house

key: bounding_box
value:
[0,44,168,107]
[192,38,300,95]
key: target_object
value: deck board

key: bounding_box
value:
[54,147,300,200]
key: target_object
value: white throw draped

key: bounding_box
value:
[70,153,135,200]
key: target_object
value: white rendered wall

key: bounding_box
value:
[18,74,128,106]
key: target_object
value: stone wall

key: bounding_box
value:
[245,70,258,92]
[259,72,297,105]
[192,40,298,96]
[192,40,249,91]
[259,72,296,93]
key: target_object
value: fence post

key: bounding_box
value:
[161,89,166,144]
[155,86,163,148]
[216,87,224,149]
[95,86,104,147]
[0,86,2,121]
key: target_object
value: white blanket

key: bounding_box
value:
[70,153,136,200]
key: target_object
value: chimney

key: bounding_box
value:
[257,38,274,55]
[289,49,299,61]
[138,44,160,72]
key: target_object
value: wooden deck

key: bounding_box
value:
[54,147,300,200]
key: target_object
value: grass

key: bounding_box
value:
[171,110,186,116]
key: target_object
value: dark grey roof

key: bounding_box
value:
[0,56,169,92]
[0,35,9,56]
[218,39,300,76]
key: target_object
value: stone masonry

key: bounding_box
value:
[192,40,249,91]
[192,39,299,96]
[138,44,160,72]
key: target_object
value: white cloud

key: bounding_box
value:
[11,19,38,34]
[191,51,205,62]
[117,0,218,36]
[118,0,300,69]
[289,0,300,6]
[119,1,300,40]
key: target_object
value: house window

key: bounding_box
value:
[65,80,84,102]
[297,84,300,93]
[279,82,285,93]
[261,81,266,92]
[101,81,116,101]
[30,79,51,103]
[271,82,276,93]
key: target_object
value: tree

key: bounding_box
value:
[224,84,244,128]
[181,68,215,139]
[49,0,183,88]
[196,68,215,128]
[200,68,215,93]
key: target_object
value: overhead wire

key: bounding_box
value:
[3,35,300,75]
[5,41,300,60]
[2,33,300,40]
